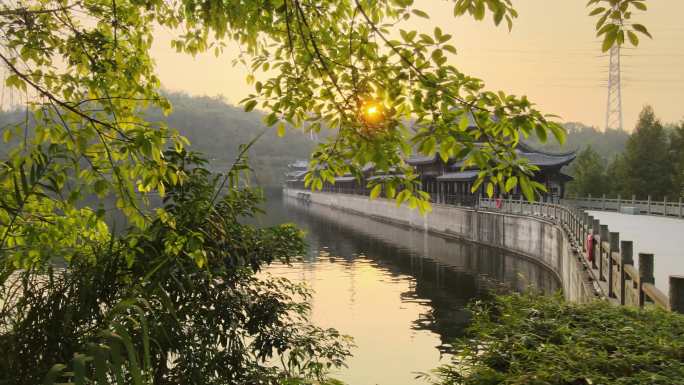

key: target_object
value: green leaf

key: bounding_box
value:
[370,184,382,199]
[589,7,605,16]
[396,189,410,206]
[244,100,257,112]
[505,176,518,192]
[548,123,566,145]
[442,44,457,54]
[627,30,639,46]
[474,1,485,20]
[602,29,618,52]
[412,9,429,18]
[386,184,396,199]
[277,122,286,137]
[632,24,652,39]
[486,182,494,198]
[519,176,535,202]
[459,115,470,131]
[632,2,647,11]
[535,124,548,143]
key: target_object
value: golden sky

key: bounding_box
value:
[151,0,684,131]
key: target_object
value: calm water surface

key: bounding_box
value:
[254,190,560,385]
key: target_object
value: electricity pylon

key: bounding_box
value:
[605,44,624,131]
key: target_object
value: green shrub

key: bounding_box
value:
[428,293,684,385]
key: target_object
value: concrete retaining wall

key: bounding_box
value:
[285,189,595,303]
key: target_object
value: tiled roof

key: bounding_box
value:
[334,176,356,182]
[367,174,405,181]
[406,154,439,165]
[518,151,576,167]
[436,170,479,182]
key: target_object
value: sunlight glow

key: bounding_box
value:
[361,101,385,125]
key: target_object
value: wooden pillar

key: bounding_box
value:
[638,253,655,307]
[608,232,619,298]
[669,276,684,313]
[620,241,633,305]
[599,224,609,281]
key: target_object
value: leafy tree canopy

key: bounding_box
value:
[565,145,608,197]
[0,0,653,268]
[622,106,674,200]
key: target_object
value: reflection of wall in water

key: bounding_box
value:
[284,196,561,296]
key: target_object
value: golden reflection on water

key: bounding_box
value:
[265,254,449,385]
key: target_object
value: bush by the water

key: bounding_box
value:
[428,293,684,385]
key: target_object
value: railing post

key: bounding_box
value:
[669,276,684,313]
[608,232,619,298]
[602,194,606,210]
[680,197,683,218]
[591,218,599,269]
[617,194,621,212]
[664,196,668,216]
[620,240,633,305]
[599,225,609,281]
[647,195,652,215]
[638,253,655,307]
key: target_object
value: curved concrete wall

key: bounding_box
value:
[285,189,595,303]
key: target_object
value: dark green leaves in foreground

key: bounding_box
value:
[427,293,684,385]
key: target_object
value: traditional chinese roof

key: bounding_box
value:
[334,176,357,182]
[557,172,574,182]
[436,170,479,182]
[406,154,441,166]
[408,142,576,169]
[517,151,576,168]
[367,174,405,181]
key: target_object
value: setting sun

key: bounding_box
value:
[361,101,385,125]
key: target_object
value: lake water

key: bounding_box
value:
[254,191,560,385]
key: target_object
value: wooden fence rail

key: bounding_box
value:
[479,197,684,313]
[563,194,684,218]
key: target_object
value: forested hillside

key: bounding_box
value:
[526,122,629,159]
[560,107,684,199]
[0,92,316,186]
[150,92,315,186]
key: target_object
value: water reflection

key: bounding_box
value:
[256,191,560,385]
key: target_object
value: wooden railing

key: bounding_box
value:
[479,197,684,313]
[563,194,684,218]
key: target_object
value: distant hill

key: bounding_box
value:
[0,93,316,186]
[2,99,633,185]
[149,92,316,186]
[526,122,629,161]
